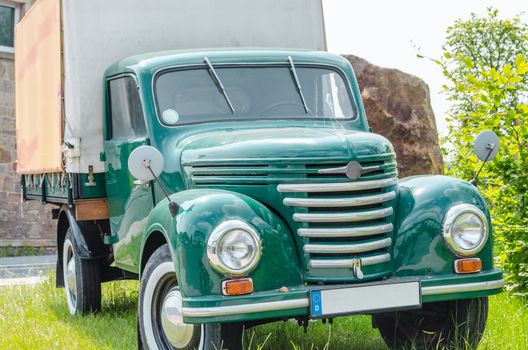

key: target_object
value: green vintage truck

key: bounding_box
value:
[16,0,503,349]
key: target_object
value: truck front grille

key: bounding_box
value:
[278,159,397,282]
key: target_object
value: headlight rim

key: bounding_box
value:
[206,220,261,277]
[443,204,489,257]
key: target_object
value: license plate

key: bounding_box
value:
[310,281,421,317]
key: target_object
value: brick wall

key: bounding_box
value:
[0,0,56,251]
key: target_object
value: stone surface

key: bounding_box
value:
[0,56,56,248]
[344,55,444,177]
[0,1,56,252]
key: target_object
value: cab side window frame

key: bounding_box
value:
[106,74,147,140]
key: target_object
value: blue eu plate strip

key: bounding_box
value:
[311,290,322,316]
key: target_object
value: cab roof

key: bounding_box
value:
[104,48,352,78]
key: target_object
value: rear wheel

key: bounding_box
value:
[63,229,102,315]
[374,297,488,349]
[138,244,243,350]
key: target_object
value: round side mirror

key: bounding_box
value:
[128,145,164,181]
[474,130,499,162]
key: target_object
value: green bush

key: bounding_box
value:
[426,8,528,298]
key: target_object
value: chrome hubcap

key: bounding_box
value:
[66,257,77,297]
[63,238,77,314]
[161,288,194,348]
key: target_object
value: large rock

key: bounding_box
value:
[343,55,443,177]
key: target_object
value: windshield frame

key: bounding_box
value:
[152,62,360,127]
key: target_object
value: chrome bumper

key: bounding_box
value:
[421,278,504,296]
[182,298,309,318]
[182,278,505,319]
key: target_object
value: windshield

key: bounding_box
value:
[154,65,357,125]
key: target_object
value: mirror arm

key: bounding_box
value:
[145,164,180,217]
[470,145,494,187]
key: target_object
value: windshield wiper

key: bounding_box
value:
[204,56,235,113]
[288,56,310,114]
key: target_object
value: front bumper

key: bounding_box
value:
[182,269,504,324]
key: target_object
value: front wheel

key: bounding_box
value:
[138,244,243,350]
[373,297,488,349]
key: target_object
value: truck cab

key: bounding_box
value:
[98,49,503,349]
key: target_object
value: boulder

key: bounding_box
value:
[343,55,444,177]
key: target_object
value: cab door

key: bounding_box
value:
[103,75,153,273]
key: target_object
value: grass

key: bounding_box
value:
[0,246,50,257]
[0,276,527,349]
[0,277,138,349]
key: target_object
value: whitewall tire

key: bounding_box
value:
[138,244,242,350]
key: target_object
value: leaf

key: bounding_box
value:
[515,54,528,74]
[515,54,526,67]
[503,63,514,76]
[517,63,528,75]
[480,94,490,103]
[518,104,528,115]
[463,57,475,69]
[490,68,500,81]
[467,74,479,84]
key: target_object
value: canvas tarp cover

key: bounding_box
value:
[19,0,325,174]
[15,0,62,174]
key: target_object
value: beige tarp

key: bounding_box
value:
[15,0,325,175]
[15,0,62,174]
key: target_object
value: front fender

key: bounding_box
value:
[393,175,493,276]
[142,189,302,298]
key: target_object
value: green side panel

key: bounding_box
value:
[75,173,107,199]
[23,173,107,201]
[105,138,152,272]
[23,173,69,200]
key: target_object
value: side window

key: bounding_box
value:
[108,76,146,140]
[0,1,20,53]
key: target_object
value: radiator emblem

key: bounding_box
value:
[318,161,380,180]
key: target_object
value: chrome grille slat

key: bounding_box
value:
[309,253,391,269]
[304,238,392,254]
[277,177,397,193]
[293,207,393,223]
[284,191,396,207]
[272,156,397,278]
[298,223,393,237]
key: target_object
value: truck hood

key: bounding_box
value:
[179,127,394,166]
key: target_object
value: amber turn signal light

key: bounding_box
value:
[222,278,253,296]
[454,258,482,274]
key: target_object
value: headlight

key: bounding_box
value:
[443,204,489,257]
[207,220,261,276]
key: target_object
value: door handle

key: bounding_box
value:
[133,179,150,188]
